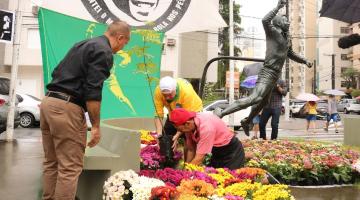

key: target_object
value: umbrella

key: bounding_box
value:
[323,89,346,96]
[296,93,320,102]
[241,75,258,89]
[319,0,360,24]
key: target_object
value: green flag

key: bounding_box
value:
[38,8,164,119]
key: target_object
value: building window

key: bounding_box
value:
[341,81,348,88]
[341,54,349,60]
[27,28,40,49]
[340,27,350,34]
[341,67,349,74]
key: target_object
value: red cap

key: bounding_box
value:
[169,108,196,126]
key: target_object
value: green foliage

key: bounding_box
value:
[341,68,360,89]
[217,0,242,89]
[202,82,222,105]
[352,89,360,98]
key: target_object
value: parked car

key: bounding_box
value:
[0,77,21,133]
[289,99,306,117]
[203,99,251,130]
[17,93,41,128]
[337,99,360,114]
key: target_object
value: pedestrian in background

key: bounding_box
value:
[259,79,287,140]
[251,112,261,140]
[305,101,317,134]
[324,95,339,133]
[40,21,131,200]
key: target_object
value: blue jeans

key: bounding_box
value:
[259,107,281,140]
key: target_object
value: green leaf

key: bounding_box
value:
[332,172,340,182]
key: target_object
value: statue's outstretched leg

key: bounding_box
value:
[218,83,272,118]
[241,92,272,136]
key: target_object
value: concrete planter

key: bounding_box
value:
[289,184,360,200]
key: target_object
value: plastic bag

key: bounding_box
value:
[158,134,176,167]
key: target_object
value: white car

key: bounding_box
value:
[289,100,306,117]
[203,99,251,130]
[337,99,360,114]
[17,93,41,128]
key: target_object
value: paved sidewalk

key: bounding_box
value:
[236,115,344,142]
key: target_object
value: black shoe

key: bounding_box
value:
[241,120,250,136]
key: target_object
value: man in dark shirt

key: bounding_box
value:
[259,79,287,140]
[40,21,130,200]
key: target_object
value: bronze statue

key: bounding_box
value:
[215,0,312,135]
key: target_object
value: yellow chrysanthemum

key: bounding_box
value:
[184,163,204,172]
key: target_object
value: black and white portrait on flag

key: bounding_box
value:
[0,9,14,43]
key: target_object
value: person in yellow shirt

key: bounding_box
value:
[304,101,317,134]
[154,76,203,148]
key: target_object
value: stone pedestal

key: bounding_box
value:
[76,118,155,200]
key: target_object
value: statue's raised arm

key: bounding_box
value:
[262,0,287,34]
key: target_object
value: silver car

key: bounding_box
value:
[0,77,20,134]
[337,99,360,114]
[17,93,41,128]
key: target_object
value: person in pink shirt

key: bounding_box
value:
[169,108,245,169]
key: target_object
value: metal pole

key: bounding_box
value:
[313,59,316,93]
[199,56,264,98]
[6,0,21,141]
[331,54,335,89]
[229,0,235,126]
[284,0,290,121]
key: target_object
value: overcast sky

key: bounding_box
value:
[237,0,277,35]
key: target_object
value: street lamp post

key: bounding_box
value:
[6,0,22,141]
[229,0,235,126]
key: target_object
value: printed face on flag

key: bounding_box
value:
[84,0,190,32]
[112,0,169,22]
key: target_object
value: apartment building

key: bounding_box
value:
[1,0,44,98]
[349,23,360,89]
[287,0,317,97]
[317,19,353,91]
[0,0,219,98]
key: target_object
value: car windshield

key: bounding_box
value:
[0,78,10,95]
[26,94,41,101]
[317,100,327,107]
[204,100,228,111]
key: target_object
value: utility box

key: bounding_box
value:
[344,115,360,147]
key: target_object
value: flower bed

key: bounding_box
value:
[140,130,182,170]
[104,164,294,200]
[243,140,360,186]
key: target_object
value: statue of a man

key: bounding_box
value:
[215,0,312,135]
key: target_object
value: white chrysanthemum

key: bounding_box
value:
[130,176,165,200]
[103,170,141,200]
[352,159,360,172]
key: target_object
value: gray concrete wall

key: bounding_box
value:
[77,118,152,200]
[178,31,218,83]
